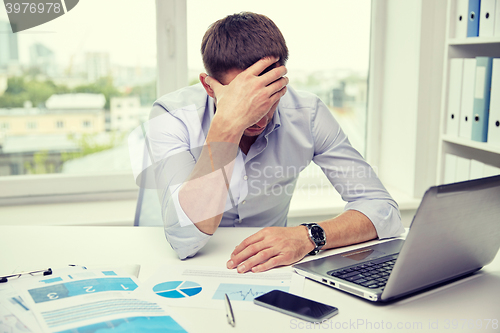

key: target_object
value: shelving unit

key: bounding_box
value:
[436,0,500,184]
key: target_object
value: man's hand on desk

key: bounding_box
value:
[226,226,315,273]
[226,211,378,273]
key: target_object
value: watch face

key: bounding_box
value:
[310,225,325,243]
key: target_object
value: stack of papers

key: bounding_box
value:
[1,264,305,332]
[0,266,188,333]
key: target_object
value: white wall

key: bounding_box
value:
[369,0,446,198]
[378,0,421,195]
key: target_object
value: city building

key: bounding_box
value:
[112,65,156,89]
[110,96,150,132]
[0,93,107,176]
[0,134,79,176]
[0,93,106,136]
[0,74,7,95]
[86,52,110,82]
[29,43,57,77]
[0,21,19,70]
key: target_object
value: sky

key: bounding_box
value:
[1,0,371,74]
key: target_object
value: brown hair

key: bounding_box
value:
[201,12,288,81]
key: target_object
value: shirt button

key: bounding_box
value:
[243,175,248,181]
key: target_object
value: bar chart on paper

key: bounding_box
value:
[212,283,289,301]
[28,277,138,303]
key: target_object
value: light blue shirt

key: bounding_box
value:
[148,84,404,259]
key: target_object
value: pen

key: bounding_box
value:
[225,293,235,327]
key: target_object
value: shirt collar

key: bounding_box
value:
[263,105,281,138]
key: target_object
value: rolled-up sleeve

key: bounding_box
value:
[310,99,404,239]
[147,104,212,259]
[164,188,211,259]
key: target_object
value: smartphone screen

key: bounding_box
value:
[253,290,338,322]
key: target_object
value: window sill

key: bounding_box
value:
[0,200,137,226]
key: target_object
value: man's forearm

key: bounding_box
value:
[178,114,243,235]
[316,210,378,250]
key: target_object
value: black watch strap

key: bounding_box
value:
[301,223,326,255]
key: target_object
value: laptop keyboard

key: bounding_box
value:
[327,255,398,290]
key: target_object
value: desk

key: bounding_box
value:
[1,226,499,332]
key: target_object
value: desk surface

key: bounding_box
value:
[1,226,499,333]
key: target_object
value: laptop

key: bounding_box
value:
[293,175,500,302]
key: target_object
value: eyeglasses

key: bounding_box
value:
[0,268,52,283]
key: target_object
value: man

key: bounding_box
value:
[147,12,404,274]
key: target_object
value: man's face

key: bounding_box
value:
[220,69,280,137]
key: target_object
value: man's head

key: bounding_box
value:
[201,12,288,82]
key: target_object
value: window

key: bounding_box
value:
[1,0,372,205]
[0,122,10,130]
[0,0,156,178]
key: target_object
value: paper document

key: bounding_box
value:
[136,265,304,311]
[3,266,189,333]
[0,266,90,333]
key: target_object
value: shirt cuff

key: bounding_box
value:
[345,199,405,239]
[163,187,211,259]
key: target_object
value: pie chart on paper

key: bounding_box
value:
[153,281,202,298]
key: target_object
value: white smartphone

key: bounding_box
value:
[253,290,339,322]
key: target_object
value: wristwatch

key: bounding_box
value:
[301,223,326,255]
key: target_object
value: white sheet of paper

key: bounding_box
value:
[16,268,189,333]
[0,301,37,333]
[135,265,305,312]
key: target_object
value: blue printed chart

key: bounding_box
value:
[28,277,138,304]
[153,281,202,298]
[56,316,187,333]
[212,283,289,301]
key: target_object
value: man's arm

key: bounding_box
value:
[227,94,402,272]
[227,210,376,273]
[178,57,288,235]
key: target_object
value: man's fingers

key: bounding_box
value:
[251,255,283,273]
[237,248,278,273]
[267,86,287,109]
[248,57,280,76]
[227,234,264,268]
[229,240,269,270]
[261,65,287,85]
[231,232,264,257]
[265,76,289,97]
